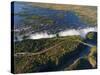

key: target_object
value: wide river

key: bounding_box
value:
[12,2,97,41]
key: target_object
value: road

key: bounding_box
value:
[14,41,64,57]
[14,39,94,57]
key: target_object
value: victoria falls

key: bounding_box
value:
[11,2,97,73]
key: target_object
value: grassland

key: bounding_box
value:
[14,34,97,73]
[14,36,83,73]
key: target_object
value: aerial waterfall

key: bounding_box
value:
[59,27,97,38]
[14,27,97,41]
[29,27,97,39]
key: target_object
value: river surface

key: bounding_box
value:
[12,2,94,30]
[12,2,97,41]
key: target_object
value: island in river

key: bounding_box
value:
[11,1,97,74]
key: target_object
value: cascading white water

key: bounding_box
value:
[79,27,97,38]
[59,27,97,38]
[59,29,80,36]
[27,27,97,39]
[14,27,97,41]
[29,32,56,39]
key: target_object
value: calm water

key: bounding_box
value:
[13,2,89,31]
[12,2,97,41]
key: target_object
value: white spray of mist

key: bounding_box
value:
[29,27,97,39]
[79,27,97,38]
[14,27,97,41]
[59,29,80,36]
[29,32,56,39]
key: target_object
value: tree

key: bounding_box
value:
[56,33,59,38]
